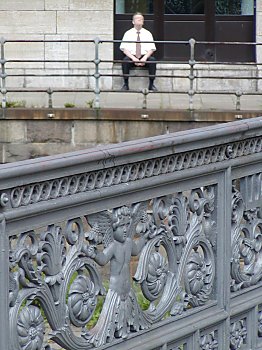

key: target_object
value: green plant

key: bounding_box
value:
[87,280,109,329]
[64,102,75,108]
[133,281,151,310]
[6,100,26,108]
[86,99,94,108]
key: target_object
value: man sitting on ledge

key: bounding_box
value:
[120,12,157,92]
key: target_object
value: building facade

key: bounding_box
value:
[0,0,261,108]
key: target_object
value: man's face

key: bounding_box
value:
[133,15,144,28]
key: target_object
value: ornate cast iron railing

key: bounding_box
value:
[0,117,262,349]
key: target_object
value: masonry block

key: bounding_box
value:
[0,11,56,34]
[57,11,113,35]
[0,121,26,142]
[4,40,44,69]
[45,0,69,10]
[69,0,112,11]
[26,120,72,143]
[0,0,44,10]
[44,35,70,69]
[68,36,113,69]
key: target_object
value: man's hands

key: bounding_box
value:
[132,56,145,66]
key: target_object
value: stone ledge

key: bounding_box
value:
[0,108,259,122]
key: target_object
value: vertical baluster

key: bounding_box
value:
[188,38,196,111]
[93,37,101,109]
[0,37,7,110]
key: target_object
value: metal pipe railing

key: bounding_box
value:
[0,37,261,111]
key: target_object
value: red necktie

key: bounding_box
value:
[136,31,141,58]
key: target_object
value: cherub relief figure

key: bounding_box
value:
[83,204,150,346]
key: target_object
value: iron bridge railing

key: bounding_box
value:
[0,37,261,110]
[0,117,262,349]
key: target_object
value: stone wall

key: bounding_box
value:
[0,108,259,163]
[0,0,114,105]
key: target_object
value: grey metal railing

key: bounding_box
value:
[0,117,262,349]
[0,37,261,110]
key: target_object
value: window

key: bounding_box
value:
[115,0,153,14]
[216,0,254,15]
[165,0,205,14]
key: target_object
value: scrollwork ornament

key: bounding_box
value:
[9,218,105,350]
[169,189,216,309]
[231,185,262,291]
[65,218,85,247]
[11,231,41,288]
[230,320,247,349]
[37,225,66,304]
[258,310,262,337]
[135,232,178,321]
[9,271,19,307]
[200,332,218,350]
[189,188,207,216]
[202,187,217,248]
[167,193,189,262]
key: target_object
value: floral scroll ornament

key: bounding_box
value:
[258,310,262,337]
[146,252,168,297]
[230,320,247,349]
[186,249,213,305]
[200,332,218,350]
[68,275,97,327]
[37,225,66,305]
[17,305,45,350]
[231,185,262,291]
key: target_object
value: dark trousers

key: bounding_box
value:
[122,55,156,84]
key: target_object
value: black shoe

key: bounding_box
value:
[121,84,129,91]
[148,84,157,92]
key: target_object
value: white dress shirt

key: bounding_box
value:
[120,27,156,56]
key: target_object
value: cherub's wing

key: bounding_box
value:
[86,211,113,247]
[129,201,148,238]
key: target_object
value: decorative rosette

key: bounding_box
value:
[17,306,45,350]
[68,275,97,327]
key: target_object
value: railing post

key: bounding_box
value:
[235,90,242,111]
[142,88,148,109]
[188,38,196,110]
[47,87,53,108]
[93,37,101,109]
[0,215,9,350]
[0,37,7,111]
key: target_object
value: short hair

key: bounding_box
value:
[133,12,144,20]
[112,206,130,230]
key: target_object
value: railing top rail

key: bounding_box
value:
[1,37,262,45]
[0,117,261,190]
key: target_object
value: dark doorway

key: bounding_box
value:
[114,0,255,62]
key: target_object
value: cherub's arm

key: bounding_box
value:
[131,236,147,256]
[86,243,115,266]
